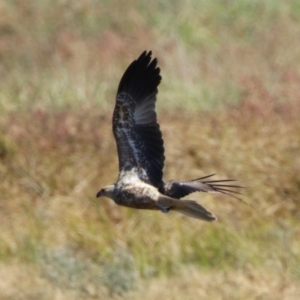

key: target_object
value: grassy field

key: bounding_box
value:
[0,0,300,299]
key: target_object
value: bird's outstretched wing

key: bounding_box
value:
[163,174,243,200]
[113,51,165,188]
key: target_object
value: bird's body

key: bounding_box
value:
[113,168,161,210]
[97,51,242,221]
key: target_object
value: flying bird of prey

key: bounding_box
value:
[96,51,242,221]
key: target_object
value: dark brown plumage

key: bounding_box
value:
[96,51,243,221]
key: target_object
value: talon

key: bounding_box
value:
[157,204,170,213]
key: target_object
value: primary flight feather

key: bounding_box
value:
[96,51,242,221]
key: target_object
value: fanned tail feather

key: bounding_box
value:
[158,196,216,221]
[173,200,216,221]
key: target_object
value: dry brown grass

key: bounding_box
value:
[0,264,299,300]
[0,0,300,299]
[1,108,299,299]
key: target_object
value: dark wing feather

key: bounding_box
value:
[163,174,243,200]
[113,51,164,188]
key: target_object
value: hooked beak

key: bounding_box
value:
[96,190,103,198]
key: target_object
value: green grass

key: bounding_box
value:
[1,0,300,113]
[0,0,300,299]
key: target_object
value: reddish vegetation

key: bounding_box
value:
[0,1,300,298]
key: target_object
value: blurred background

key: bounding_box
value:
[0,0,300,299]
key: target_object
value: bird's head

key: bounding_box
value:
[96,184,115,199]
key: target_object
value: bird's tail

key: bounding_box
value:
[158,196,216,221]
